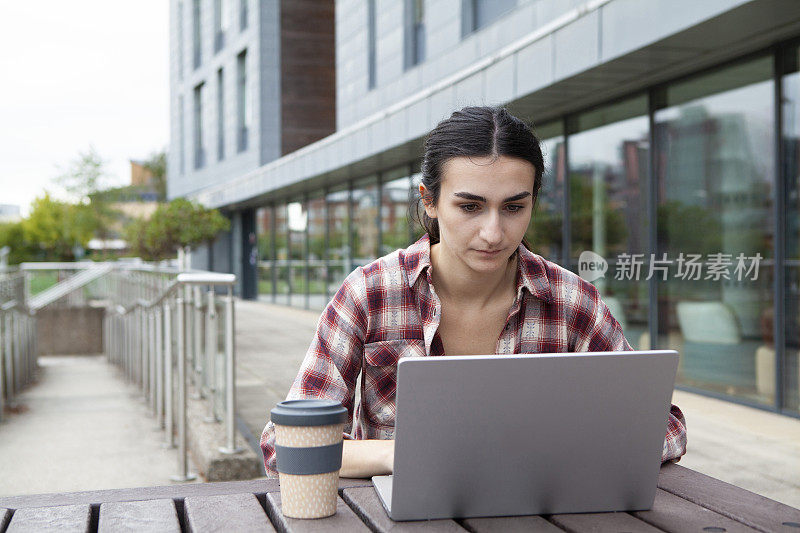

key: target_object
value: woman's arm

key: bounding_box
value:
[340,439,394,478]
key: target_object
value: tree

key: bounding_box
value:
[142,150,167,201]
[126,198,230,261]
[58,147,120,256]
[58,146,111,202]
[0,221,37,264]
[22,193,98,261]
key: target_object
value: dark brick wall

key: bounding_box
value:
[280,0,336,156]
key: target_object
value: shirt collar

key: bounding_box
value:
[515,245,554,304]
[405,234,432,288]
[405,234,553,304]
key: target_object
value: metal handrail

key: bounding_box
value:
[4,261,243,483]
[102,267,243,481]
[0,274,36,425]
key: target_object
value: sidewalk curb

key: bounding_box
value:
[186,386,262,482]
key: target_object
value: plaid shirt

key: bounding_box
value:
[260,234,687,476]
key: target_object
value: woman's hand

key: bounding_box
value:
[340,439,394,478]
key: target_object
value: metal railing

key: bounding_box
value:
[0,270,37,423]
[6,262,244,482]
[101,266,243,481]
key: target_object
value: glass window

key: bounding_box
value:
[178,95,185,175]
[367,0,377,90]
[327,185,350,296]
[288,199,307,308]
[239,0,248,31]
[404,0,425,69]
[568,95,650,349]
[275,203,289,305]
[214,0,229,53]
[308,193,327,310]
[237,49,249,152]
[463,0,515,36]
[782,47,800,413]
[381,167,414,255]
[192,0,201,69]
[655,57,775,404]
[177,1,184,80]
[217,68,224,161]
[256,205,274,301]
[193,82,206,169]
[352,176,379,269]
[527,121,564,263]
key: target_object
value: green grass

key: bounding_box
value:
[29,273,59,295]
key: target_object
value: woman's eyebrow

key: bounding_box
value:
[452,191,532,202]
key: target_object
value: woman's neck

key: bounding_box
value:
[429,243,518,307]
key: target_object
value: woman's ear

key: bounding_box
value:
[419,184,437,218]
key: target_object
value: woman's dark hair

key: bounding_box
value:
[413,106,544,249]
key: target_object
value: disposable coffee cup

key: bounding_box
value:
[271,399,347,519]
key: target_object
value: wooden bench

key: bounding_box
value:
[1,463,799,532]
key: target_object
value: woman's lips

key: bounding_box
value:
[475,249,503,256]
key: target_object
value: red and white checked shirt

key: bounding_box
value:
[260,234,687,476]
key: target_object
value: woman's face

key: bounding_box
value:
[422,155,535,274]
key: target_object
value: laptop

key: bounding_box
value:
[372,350,679,521]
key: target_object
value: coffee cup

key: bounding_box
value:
[270,399,348,519]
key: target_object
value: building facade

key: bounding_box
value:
[168,0,800,417]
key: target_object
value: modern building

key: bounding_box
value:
[168,0,800,417]
[0,205,21,224]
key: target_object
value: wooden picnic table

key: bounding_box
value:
[1,463,798,532]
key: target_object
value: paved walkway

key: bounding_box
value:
[235,299,800,509]
[0,355,200,497]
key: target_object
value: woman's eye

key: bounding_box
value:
[460,204,479,213]
[505,204,523,213]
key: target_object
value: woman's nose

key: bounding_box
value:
[479,213,503,245]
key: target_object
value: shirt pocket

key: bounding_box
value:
[360,339,425,429]
[363,338,425,367]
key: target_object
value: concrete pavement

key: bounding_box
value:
[0,355,201,497]
[235,299,800,509]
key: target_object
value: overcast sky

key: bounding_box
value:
[0,1,169,216]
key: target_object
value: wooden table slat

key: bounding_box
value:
[658,462,800,532]
[184,493,276,533]
[341,486,467,532]
[633,489,758,533]
[460,515,564,532]
[98,498,180,533]
[266,491,371,532]
[0,479,280,510]
[6,504,91,533]
[0,508,10,533]
[0,478,372,511]
[549,510,662,533]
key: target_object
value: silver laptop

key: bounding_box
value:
[372,350,679,521]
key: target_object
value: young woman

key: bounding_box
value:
[260,106,687,478]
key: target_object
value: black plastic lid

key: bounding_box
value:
[270,399,347,427]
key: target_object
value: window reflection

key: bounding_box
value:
[352,177,379,268]
[327,185,350,295]
[527,121,564,263]
[288,200,307,308]
[655,57,775,404]
[782,48,800,413]
[568,96,650,349]
[308,194,327,310]
[256,205,274,301]
[275,203,289,305]
[381,167,414,255]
